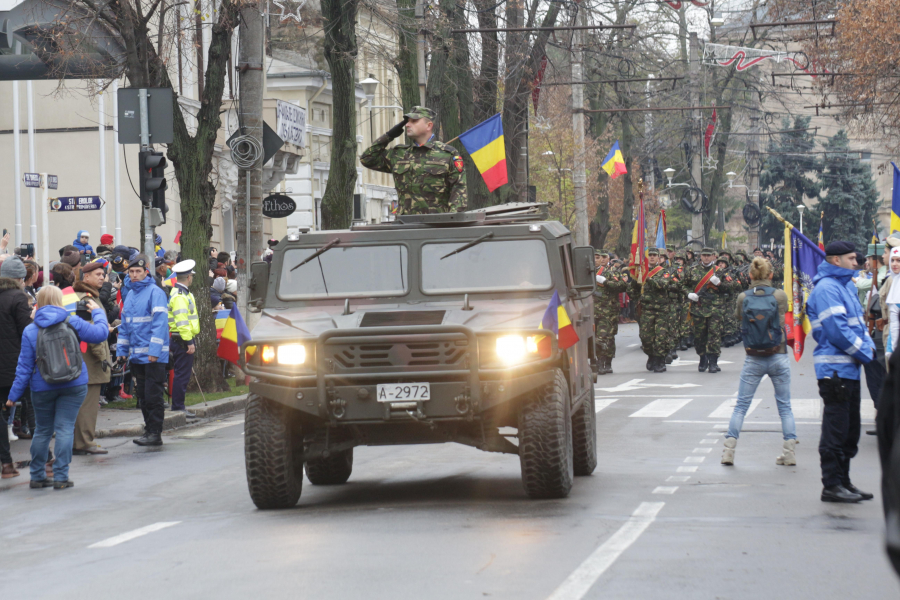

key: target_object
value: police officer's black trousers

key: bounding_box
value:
[818,377,861,488]
[131,362,166,434]
[170,340,194,411]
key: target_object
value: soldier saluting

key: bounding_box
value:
[361,106,467,215]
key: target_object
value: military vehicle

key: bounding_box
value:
[241,204,598,508]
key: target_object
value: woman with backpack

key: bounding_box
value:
[721,257,797,466]
[3,285,109,489]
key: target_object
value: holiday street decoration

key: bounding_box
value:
[703,43,818,77]
[660,0,709,8]
[272,0,306,23]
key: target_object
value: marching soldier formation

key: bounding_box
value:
[593,245,755,376]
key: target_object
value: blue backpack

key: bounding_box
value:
[741,286,782,356]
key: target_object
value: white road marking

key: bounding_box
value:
[683,456,705,464]
[546,502,665,600]
[597,379,701,393]
[628,343,641,347]
[652,486,678,495]
[594,394,747,398]
[667,475,690,483]
[692,448,712,454]
[180,419,245,438]
[790,398,820,420]
[669,358,734,367]
[676,466,698,473]
[629,398,693,418]
[88,522,181,549]
[595,399,619,413]
[706,432,721,436]
[861,403,876,420]
[663,420,729,425]
[700,439,719,444]
[708,398,762,419]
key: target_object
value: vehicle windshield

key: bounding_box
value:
[279,245,409,298]
[421,239,553,293]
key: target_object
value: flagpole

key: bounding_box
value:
[765,207,795,230]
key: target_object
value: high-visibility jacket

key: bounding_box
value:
[168,283,200,345]
[118,275,170,363]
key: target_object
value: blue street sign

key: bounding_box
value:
[23,173,41,188]
[50,196,104,212]
[48,175,58,190]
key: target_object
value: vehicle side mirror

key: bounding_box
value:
[249,261,270,310]
[572,246,596,291]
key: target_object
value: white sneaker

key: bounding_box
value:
[8,425,18,442]
[721,437,737,465]
[776,439,797,466]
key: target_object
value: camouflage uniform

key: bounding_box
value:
[673,251,693,350]
[682,248,740,372]
[716,254,740,346]
[360,106,467,215]
[594,250,627,374]
[633,249,682,372]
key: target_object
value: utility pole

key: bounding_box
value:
[748,94,760,250]
[517,0,528,201]
[571,9,588,246]
[234,4,265,316]
[139,89,155,258]
[689,32,704,246]
[415,0,427,105]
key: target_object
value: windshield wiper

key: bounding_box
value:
[440,232,494,260]
[290,238,341,271]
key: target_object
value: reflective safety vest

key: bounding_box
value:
[168,283,200,342]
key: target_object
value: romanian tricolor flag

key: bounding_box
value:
[873,219,881,244]
[534,290,579,358]
[783,222,825,361]
[215,308,231,341]
[817,213,825,251]
[601,141,627,179]
[61,286,80,314]
[217,305,251,366]
[893,162,900,233]
[458,113,508,192]
[628,190,648,283]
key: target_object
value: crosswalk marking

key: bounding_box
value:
[595,398,619,414]
[629,398,692,418]
[708,398,762,419]
[791,398,820,420]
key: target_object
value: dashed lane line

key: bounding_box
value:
[88,522,181,549]
[652,486,678,495]
[546,502,665,600]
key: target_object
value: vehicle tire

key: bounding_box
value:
[572,384,598,476]
[518,368,574,499]
[305,448,354,485]
[244,394,303,509]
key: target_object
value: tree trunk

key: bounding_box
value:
[320,0,360,230]
[394,0,420,110]
[588,80,611,249]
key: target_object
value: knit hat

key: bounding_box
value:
[100,234,114,245]
[155,234,162,245]
[212,277,226,292]
[61,249,82,267]
[0,256,26,279]
[225,279,238,294]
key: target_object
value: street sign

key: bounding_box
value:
[262,194,297,218]
[23,173,41,188]
[50,196,104,212]
[117,87,174,144]
[47,175,58,190]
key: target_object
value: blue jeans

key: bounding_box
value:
[727,353,797,440]
[30,384,88,482]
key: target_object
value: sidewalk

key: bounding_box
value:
[95,394,249,438]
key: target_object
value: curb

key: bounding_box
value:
[96,394,248,438]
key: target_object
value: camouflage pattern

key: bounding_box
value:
[633,263,682,357]
[682,260,740,356]
[360,137,467,215]
[594,262,627,358]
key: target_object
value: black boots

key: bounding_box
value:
[133,432,163,447]
[821,485,863,503]
[698,355,708,372]
[666,349,677,364]
[707,355,721,373]
[646,356,653,371]
[597,357,613,375]
[603,357,613,374]
[678,338,689,351]
[652,356,667,373]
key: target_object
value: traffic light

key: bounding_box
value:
[139,150,168,224]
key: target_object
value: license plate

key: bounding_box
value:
[376,383,431,402]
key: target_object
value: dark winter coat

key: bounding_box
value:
[0,278,32,387]
[74,281,112,385]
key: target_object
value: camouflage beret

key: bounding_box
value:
[404,106,437,121]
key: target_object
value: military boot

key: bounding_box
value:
[698,355,708,372]
[707,355,721,373]
[666,349,677,364]
[686,334,695,348]
[652,356,667,373]
[133,432,163,447]
[605,357,614,374]
[646,356,653,371]
[678,337,688,351]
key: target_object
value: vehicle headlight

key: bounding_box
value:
[495,335,540,365]
[260,344,307,366]
[277,344,307,365]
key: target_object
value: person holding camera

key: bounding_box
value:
[117,255,170,447]
[5,286,109,489]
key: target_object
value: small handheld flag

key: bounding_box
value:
[534,290,579,358]
[893,162,900,234]
[655,211,667,250]
[458,114,508,192]
[817,211,825,251]
[215,308,231,341]
[601,141,628,179]
[217,305,252,365]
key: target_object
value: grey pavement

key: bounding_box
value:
[1,323,898,599]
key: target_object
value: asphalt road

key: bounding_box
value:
[2,323,898,600]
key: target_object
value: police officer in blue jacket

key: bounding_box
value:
[808,241,876,503]
[117,254,170,447]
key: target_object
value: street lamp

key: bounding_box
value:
[796,204,806,233]
[663,167,675,186]
[710,12,725,27]
[358,77,404,142]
